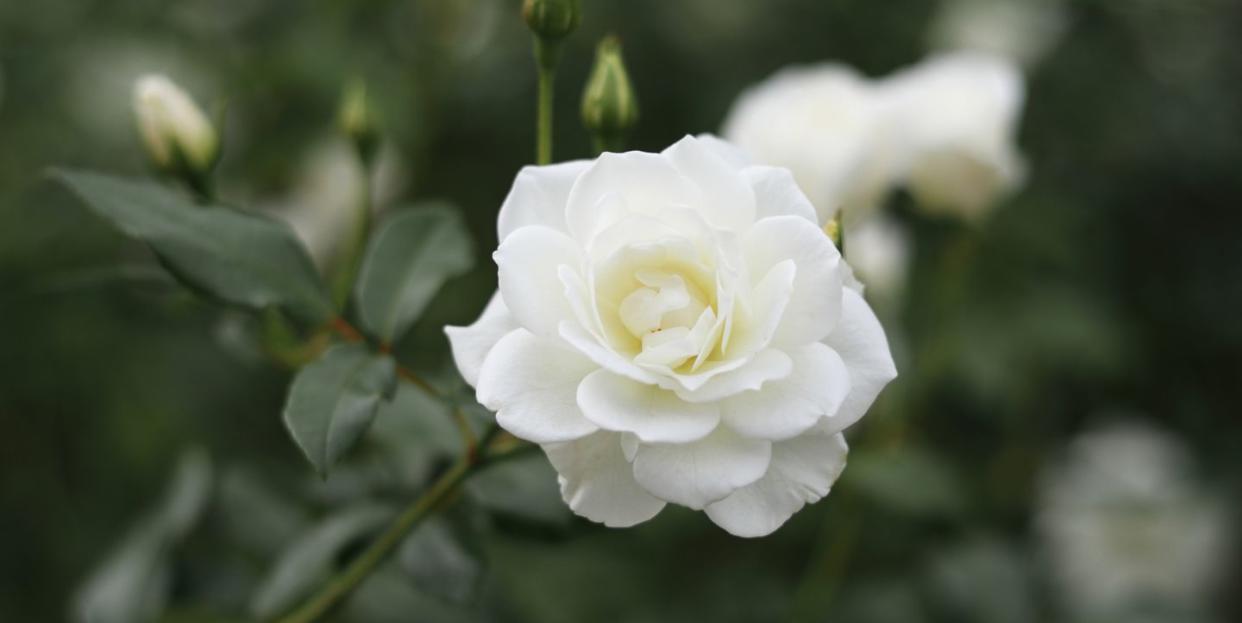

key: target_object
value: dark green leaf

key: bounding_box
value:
[398,515,485,603]
[355,204,474,342]
[217,467,311,558]
[249,504,394,620]
[283,343,398,476]
[54,170,334,325]
[466,453,571,527]
[344,566,477,623]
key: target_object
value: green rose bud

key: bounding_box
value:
[339,79,379,166]
[522,0,581,42]
[581,36,638,153]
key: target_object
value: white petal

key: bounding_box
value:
[565,151,699,244]
[728,258,796,356]
[494,225,583,338]
[705,428,848,537]
[444,291,517,388]
[745,166,819,224]
[631,426,772,509]
[743,216,843,347]
[577,370,721,444]
[663,135,756,231]
[543,432,665,528]
[720,343,851,441]
[691,133,752,168]
[672,348,793,404]
[496,160,591,239]
[822,288,897,432]
[476,329,599,444]
[559,320,662,386]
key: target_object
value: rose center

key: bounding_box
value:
[618,269,718,371]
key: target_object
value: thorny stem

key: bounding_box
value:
[275,424,522,623]
[327,316,439,398]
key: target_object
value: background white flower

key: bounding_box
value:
[927,0,1068,68]
[722,65,897,226]
[883,51,1026,219]
[722,51,1027,224]
[447,135,897,536]
[1036,420,1231,621]
[259,137,407,267]
[843,212,911,304]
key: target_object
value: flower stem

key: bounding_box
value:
[536,65,555,165]
[532,39,560,165]
[331,160,373,309]
[276,424,515,623]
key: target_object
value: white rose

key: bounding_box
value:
[927,0,1067,68]
[882,52,1026,219]
[446,135,897,536]
[132,74,218,173]
[1037,421,1230,620]
[722,65,897,226]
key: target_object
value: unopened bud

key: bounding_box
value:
[581,36,638,152]
[339,79,379,166]
[522,0,581,42]
[132,74,218,176]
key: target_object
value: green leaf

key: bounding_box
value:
[466,453,571,527]
[282,343,398,476]
[54,170,334,325]
[344,566,477,623]
[355,204,474,343]
[72,449,213,623]
[249,504,394,620]
[397,515,485,604]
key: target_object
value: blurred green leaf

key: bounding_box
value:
[466,453,572,527]
[343,565,478,623]
[72,449,213,623]
[54,170,334,325]
[217,467,311,558]
[282,343,398,476]
[249,504,394,620]
[398,515,485,604]
[354,204,474,343]
[846,445,967,518]
[371,382,460,457]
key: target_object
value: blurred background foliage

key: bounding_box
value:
[1,0,1239,621]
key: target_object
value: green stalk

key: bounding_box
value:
[330,163,372,309]
[276,424,515,623]
[533,40,559,165]
[591,133,624,156]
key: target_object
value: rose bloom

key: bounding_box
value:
[722,65,896,226]
[1036,421,1230,620]
[447,135,896,536]
[722,52,1026,223]
[882,52,1026,219]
